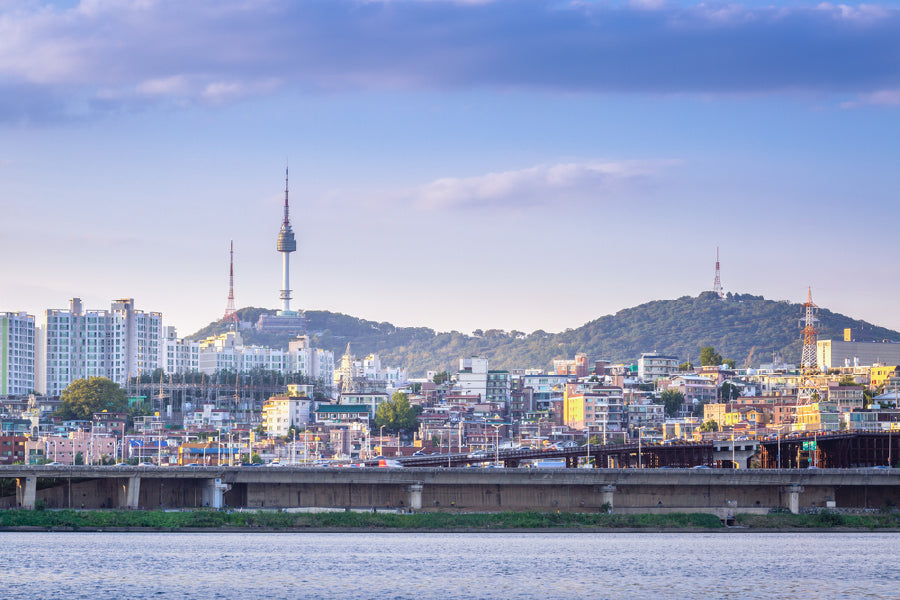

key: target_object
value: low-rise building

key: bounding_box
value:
[638,353,679,383]
[261,385,314,437]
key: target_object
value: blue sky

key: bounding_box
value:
[1,0,899,340]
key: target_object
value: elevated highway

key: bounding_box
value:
[3,464,899,517]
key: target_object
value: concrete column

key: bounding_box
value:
[783,485,804,514]
[125,476,141,509]
[201,478,231,509]
[16,477,37,510]
[407,483,423,511]
[601,484,616,512]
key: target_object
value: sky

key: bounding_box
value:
[1,0,899,338]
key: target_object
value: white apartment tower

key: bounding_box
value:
[40,298,162,395]
[159,326,200,375]
[0,312,36,396]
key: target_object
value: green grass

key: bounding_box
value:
[735,511,900,529]
[0,509,726,530]
[4,509,898,531]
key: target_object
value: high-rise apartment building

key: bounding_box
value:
[39,298,161,395]
[0,312,36,396]
[159,326,200,375]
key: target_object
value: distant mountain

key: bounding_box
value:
[188,292,900,376]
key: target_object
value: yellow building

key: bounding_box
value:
[794,401,840,432]
[563,386,624,432]
[703,403,727,425]
[870,365,899,389]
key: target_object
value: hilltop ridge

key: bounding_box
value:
[189,292,900,376]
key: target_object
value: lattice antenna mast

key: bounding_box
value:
[798,287,820,404]
[713,246,724,298]
[223,240,238,325]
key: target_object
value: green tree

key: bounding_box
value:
[375,392,422,433]
[699,346,723,367]
[838,375,857,386]
[720,382,741,402]
[74,451,84,465]
[678,361,694,371]
[660,389,685,417]
[56,377,128,420]
[699,420,719,433]
[432,371,450,385]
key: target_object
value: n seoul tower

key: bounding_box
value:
[276,166,297,315]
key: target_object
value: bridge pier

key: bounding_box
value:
[600,484,616,512]
[125,476,141,509]
[201,478,231,509]
[407,483,423,510]
[16,476,36,509]
[783,484,804,514]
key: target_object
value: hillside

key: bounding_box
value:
[188,292,900,376]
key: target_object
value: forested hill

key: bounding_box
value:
[188,292,900,376]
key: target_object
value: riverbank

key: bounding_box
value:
[2,509,900,532]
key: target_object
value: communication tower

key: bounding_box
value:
[798,287,820,404]
[276,166,297,314]
[713,247,724,299]
[223,240,238,325]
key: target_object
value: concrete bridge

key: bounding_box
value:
[3,465,899,517]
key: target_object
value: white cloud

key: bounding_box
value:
[841,88,900,108]
[136,75,191,97]
[411,160,679,211]
[816,3,890,22]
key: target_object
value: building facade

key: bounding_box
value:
[0,312,35,396]
[637,353,679,383]
[40,298,161,396]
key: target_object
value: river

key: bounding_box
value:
[4,531,898,599]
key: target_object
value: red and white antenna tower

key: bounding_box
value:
[713,246,724,298]
[223,240,238,325]
[798,286,820,404]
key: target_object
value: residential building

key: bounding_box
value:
[626,402,665,433]
[869,365,900,390]
[314,404,371,426]
[0,312,35,396]
[666,375,718,406]
[455,358,511,408]
[197,332,334,380]
[563,384,625,433]
[159,326,200,375]
[261,385,315,437]
[184,404,233,432]
[339,391,389,419]
[638,353,679,383]
[824,382,865,412]
[794,401,840,432]
[554,353,590,378]
[31,431,119,465]
[40,298,161,396]
[0,435,26,465]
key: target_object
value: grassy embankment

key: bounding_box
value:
[2,509,899,530]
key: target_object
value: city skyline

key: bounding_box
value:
[1,1,899,337]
